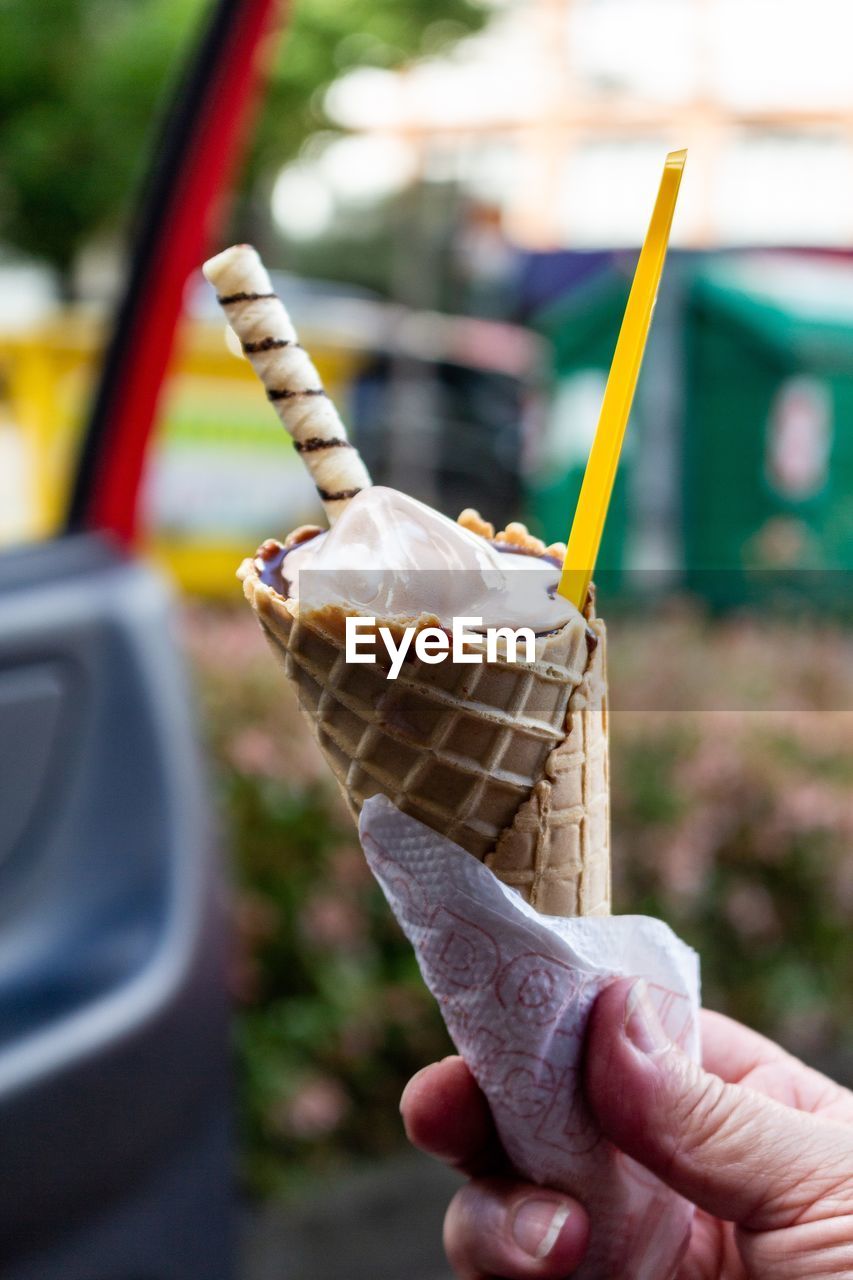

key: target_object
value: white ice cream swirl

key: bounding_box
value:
[275,487,581,633]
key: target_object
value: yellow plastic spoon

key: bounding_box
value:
[558,149,686,609]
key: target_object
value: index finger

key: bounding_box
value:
[701,1009,853,1123]
[700,1008,792,1083]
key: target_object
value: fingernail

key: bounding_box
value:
[512,1197,572,1259]
[624,979,671,1054]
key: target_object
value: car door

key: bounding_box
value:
[0,1,282,1273]
[0,536,231,1278]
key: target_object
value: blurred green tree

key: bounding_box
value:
[0,0,484,292]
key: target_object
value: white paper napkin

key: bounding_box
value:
[360,794,701,1280]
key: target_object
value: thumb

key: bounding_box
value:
[584,979,853,1231]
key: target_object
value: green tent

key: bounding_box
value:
[684,255,853,602]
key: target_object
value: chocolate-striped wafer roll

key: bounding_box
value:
[202,244,372,523]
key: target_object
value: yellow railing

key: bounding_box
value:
[0,310,367,595]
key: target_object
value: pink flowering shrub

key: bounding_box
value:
[608,608,853,1070]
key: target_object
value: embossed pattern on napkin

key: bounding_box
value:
[361,794,701,1280]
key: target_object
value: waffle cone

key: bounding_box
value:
[241,561,610,917]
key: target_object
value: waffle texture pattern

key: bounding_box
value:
[242,567,610,918]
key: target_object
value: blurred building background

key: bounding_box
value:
[301,0,853,252]
[0,2,852,1277]
[4,0,853,592]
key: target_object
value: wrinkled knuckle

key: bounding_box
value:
[787,1155,853,1227]
[671,1067,734,1158]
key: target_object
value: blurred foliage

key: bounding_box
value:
[184,600,853,1199]
[609,608,853,1067]
[278,180,463,304]
[0,0,485,286]
[0,0,203,284]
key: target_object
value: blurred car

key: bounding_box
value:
[0,536,231,1278]
[0,1,286,1275]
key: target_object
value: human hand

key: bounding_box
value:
[400,978,853,1279]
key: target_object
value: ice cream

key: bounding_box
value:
[204,244,610,917]
[253,486,582,634]
[199,188,696,1275]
